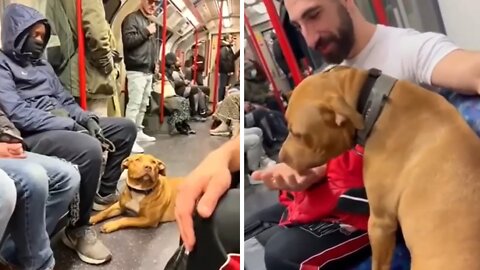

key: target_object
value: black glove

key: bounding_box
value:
[86,118,103,138]
[73,123,89,135]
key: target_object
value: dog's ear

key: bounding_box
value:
[156,159,166,176]
[327,94,364,130]
[121,156,131,170]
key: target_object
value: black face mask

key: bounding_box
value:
[22,35,45,60]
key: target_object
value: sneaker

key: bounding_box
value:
[191,115,207,122]
[62,226,112,265]
[131,142,144,153]
[92,193,118,211]
[136,130,156,142]
[259,156,276,169]
[210,122,230,136]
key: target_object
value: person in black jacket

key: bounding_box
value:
[121,0,161,153]
[217,34,236,102]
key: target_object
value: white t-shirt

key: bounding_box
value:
[341,24,460,88]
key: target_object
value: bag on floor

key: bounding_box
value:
[165,244,188,270]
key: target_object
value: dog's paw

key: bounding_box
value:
[89,216,101,225]
[100,223,118,233]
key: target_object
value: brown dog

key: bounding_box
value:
[90,154,182,233]
[280,66,480,270]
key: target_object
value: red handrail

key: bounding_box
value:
[212,0,223,113]
[371,0,389,25]
[75,0,87,110]
[159,0,168,123]
[262,0,303,86]
[193,28,199,85]
[245,15,285,114]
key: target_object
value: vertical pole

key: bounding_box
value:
[76,0,87,110]
[262,0,303,86]
[193,28,199,85]
[159,0,168,123]
[245,15,285,114]
[371,0,389,25]
[212,0,224,113]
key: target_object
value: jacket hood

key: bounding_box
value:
[1,3,51,60]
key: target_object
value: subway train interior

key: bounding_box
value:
[0,0,239,269]
[244,0,480,269]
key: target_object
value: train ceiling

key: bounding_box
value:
[161,0,240,36]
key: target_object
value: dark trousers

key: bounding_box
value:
[23,117,136,227]
[245,204,371,270]
[218,73,231,102]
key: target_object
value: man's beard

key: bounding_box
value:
[314,4,355,64]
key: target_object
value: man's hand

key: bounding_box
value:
[0,143,26,159]
[175,150,232,252]
[251,163,326,191]
[86,118,103,138]
[146,23,156,35]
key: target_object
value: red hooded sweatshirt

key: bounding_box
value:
[279,145,369,231]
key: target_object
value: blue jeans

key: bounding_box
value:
[0,152,81,270]
[0,169,16,240]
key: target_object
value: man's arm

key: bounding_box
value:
[0,64,76,132]
[431,49,480,95]
[214,135,240,172]
[82,0,114,75]
[121,14,150,50]
[402,31,479,95]
[48,65,93,126]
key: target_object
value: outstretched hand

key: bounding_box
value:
[251,163,327,192]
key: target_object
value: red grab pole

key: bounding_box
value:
[245,15,285,114]
[212,0,223,113]
[75,0,87,110]
[193,28,199,85]
[262,0,303,86]
[371,0,389,25]
[159,0,168,123]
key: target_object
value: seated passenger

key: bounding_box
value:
[0,108,80,269]
[152,72,195,135]
[210,92,240,137]
[0,4,136,264]
[165,53,209,121]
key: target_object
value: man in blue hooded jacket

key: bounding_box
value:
[0,4,137,264]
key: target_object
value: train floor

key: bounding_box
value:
[52,121,227,270]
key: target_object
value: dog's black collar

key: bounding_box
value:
[355,68,397,147]
[127,185,154,195]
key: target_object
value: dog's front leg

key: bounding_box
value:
[100,216,156,233]
[369,214,398,270]
[90,202,123,225]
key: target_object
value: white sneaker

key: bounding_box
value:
[131,142,144,153]
[136,130,156,142]
[259,156,276,169]
[210,122,230,136]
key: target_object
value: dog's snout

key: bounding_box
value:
[144,165,152,172]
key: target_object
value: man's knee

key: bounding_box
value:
[54,159,81,195]
[0,170,17,219]
[14,164,50,199]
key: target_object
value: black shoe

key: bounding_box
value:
[182,122,196,134]
[175,123,189,135]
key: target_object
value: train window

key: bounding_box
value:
[261,29,284,77]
